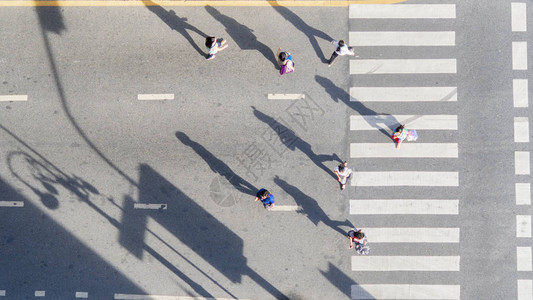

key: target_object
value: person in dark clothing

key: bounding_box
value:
[254,188,275,210]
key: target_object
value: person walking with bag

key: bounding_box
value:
[392,124,418,149]
[334,161,352,190]
[277,47,295,75]
[348,228,369,255]
[205,36,228,60]
[327,39,356,67]
[254,188,275,210]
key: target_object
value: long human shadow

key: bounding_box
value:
[176,131,257,196]
[274,176,351,236]
[320,263,375,299]
[270,2,333,63]
[0,176,148,298]
[144,0,207,57]
[133,164,289,299]
[205,5,278,68]
[315,75,397,139]
[252,106,341,180]
[32,6,230,297]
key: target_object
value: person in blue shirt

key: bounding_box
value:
[254,188,275,210]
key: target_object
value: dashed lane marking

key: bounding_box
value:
[512,42,528,70]
[0,95,27,101]
[514,79,529,107]
[514,117,530,143]
[269,205,301,211]
[517,247,532,271]
[0,201,24,207]
[515,151,530,175]
[517,215,532,238]
[133,203,167,210]
[35,291,45,297]
[518,280,533,300]
[267,94,305,100]
[76,292,88,298]
[512,2,527,32]
[516,183,531,205]
[138,94,174,101]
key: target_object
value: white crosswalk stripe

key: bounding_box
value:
[351,256,460,271]
[351,143,458,158]
[350,200,459,215]
[350,115,458,131]
[349,4,456,19]
[363,228,460,243]
[346,3,460,298]
[349,31,456,47]
[350,59,457,74]
[350,87,457,102]
[352,284,460,300]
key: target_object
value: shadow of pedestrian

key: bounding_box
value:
[274,176,352,236]
[144,0,208,57]
[270,1,332,63]
[320,263,375,299]
[176,131,257,196]
[315,75,398,139]
[205,5,278,68]
[252,106,342,180]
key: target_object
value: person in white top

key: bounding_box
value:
[334,161,352,190]
[328,39,356,67]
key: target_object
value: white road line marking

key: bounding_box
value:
[35,291,45,297]
[350,31,455,46]
[514,79,529,107]
[518,280,533,300]
[133,203,167,210]
[350,59,456,74]
[512,3,527,32]
[0,201,24,207]
[267,94,305,100]
[352,284,460,300]
[137,94,174,101]
[514,117,530,142]
[350,200,459,215]
[115,294,253,300]
[517,215,532,237]
[350,115,458,131]
[516,183,531,205]
[513,42,528,70]
[517,247,532,271]
[0,95,27,101]
[363,228,460,243]
[0,290,4,296]
[350,86,457,102]
[352,171,459,187]
[349,4,456,19]
[351,256,460,271]
[351,143,458,158]
[269,205,301,211]
[76,292,88,298]
[515,151,531,175]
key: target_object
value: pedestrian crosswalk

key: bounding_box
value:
[347,3,460,299]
